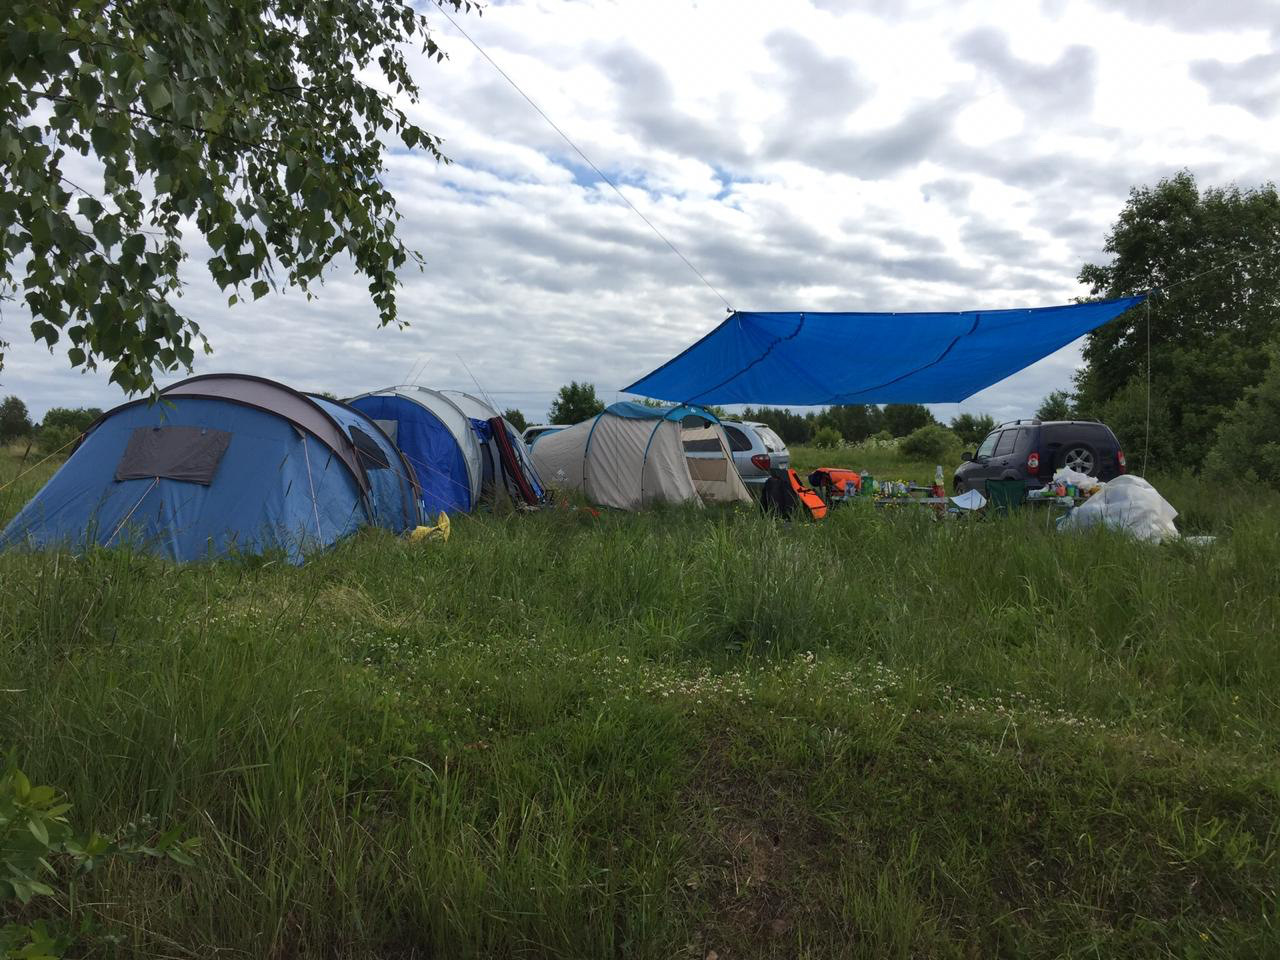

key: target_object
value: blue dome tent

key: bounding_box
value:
[0,374,420,564]
[347,386,544,515]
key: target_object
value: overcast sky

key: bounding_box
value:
[3,0,1277,422]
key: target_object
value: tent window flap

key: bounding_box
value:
[115,426,231,485]
[349,426,390,470]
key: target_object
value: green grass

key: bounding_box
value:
[1,446,1278,957]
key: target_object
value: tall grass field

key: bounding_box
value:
[2,443,1278,958]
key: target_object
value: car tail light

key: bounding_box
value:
[1117,449,1126,473]
[1026,451,1040,473]
[750,454,771,471]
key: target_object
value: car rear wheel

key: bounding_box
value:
[1060,444,1096,475]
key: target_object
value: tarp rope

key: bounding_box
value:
[432,1,734,313]
[1143,297,1151,476]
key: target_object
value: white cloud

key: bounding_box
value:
[2,0,1276,429]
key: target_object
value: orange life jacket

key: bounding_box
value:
[808,467,862,496]
[786,468,828,520]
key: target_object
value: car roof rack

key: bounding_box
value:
[997,418,1041,428]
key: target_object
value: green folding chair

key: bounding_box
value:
[985,478,1026,517]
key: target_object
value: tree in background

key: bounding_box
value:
[1035,390,1077,421]
[740,406,811,445]
[949,412,996,447]
[1204,339,1280,487]
[881,404,937,437]
[548,382,604,425]
[815,404,882,442]
[812,426,842,448]
[0,0,472,392]
[502,408,528,432]
[900,424,959,462]
[37,405,102,452]
[0,394,32,444]
[1076,171,1280,469]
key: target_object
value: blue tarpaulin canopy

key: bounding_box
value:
[623,296,1145,405]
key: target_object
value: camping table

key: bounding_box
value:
[1026,494,1086,510]
[874,494,952,517]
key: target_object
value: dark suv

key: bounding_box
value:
[953,420,1126,494]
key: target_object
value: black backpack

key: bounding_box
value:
[759,467,799,518]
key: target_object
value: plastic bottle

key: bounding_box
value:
[935,464,944,486]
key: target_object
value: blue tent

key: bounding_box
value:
[623,296,1146,405]
[347,386,546,515]
[0,374,420,564]
[347,386,482,515]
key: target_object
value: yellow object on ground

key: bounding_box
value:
[408,512,451,543]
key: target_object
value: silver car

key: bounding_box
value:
[522,424,567,447]
[684,419,790,492]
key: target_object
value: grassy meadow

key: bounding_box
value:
[2,442,1279,958]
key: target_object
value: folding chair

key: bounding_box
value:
[985,478,1026,517]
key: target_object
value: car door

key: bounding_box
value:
[989,428,1020,482]
[970,429,1003,485]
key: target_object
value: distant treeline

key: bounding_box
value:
[739,404,947,446]
[0,398,103,452]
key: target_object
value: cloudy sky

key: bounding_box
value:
[3,0,1277,422]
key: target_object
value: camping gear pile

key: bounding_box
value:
[1027,467,1103,504]
[1057,475,1179,542]
[760,467,827,520]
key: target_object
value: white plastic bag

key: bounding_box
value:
[1058,475,1178,542]
[950,489,987,510]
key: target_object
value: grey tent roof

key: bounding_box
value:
[160,374,367,490]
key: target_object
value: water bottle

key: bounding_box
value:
[935,464,944,486]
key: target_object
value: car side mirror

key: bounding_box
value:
[962,451,974,462]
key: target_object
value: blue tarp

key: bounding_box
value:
[623,296,1146,405]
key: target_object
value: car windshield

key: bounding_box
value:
[976,431,1000,458]
[754,426,785,451]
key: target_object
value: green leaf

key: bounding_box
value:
[26,785,56,806]
[145,81,172,111]
[28,817,50,846]
[251,279,269,300]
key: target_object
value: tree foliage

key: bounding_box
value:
[502,407,527,432]
[740,406,811,445]
[949,412,996,447]
[900,424,958,461]
[1035,390,1076,422]
[36,404,101,452]
[0,394,32,443]
[811,425,842,449]
[881,403,937,437]
[1204,339,1280,487]
[0,0,472,392]
[814,404,881,443]
[1076,171,1280,469]
[548,382,604,425]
